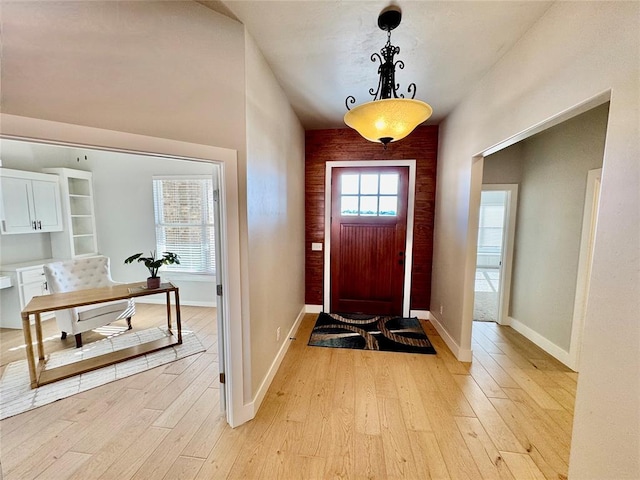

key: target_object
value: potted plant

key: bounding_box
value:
[124,251,180,289]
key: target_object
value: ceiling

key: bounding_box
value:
[201,1,553,130]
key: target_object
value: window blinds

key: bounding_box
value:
[152,176,216,274]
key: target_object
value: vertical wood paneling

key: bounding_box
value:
[339,225,395,300]
[305,126,438,309]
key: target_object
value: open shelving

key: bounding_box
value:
[43,168,99,258]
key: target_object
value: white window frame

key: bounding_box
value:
[152,174,216,276]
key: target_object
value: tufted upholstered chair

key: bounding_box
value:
[43,256,135,348]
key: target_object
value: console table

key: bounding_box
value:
[20,282,181,389]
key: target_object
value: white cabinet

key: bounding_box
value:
[0,169,63,234]
[0,261,54,329]
[43,168,99,258]
[19,267,50,303]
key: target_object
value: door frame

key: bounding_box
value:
[324,160,416,317]
[477,184,519,325]
[0,113,247,427]
[568,168,602,371]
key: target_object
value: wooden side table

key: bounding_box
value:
[20,282,181,388]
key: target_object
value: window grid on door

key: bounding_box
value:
[340,173,399,216]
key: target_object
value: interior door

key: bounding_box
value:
[330,166,408,315]
[473,190,507,322]
[473,185,518,325]
[211,165,226,414]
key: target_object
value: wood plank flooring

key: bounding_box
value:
[0,308,576,479]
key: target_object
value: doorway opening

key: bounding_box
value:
[473,186,518,325]
[323,160,417,317]
[467,99,609,369]
[330,166,409,315]
[0,117,245,426]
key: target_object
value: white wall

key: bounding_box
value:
[244,32,306,400]
[509,105,607,352]
[433,2,639,477]
[82,148,217,306]
[1,1,246,151]
[483,143,523,185]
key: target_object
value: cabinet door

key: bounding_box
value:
[0,177,35,233]
[22,280,46,307]
[32,179,63,232]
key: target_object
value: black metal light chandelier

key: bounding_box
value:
[344,5,432,147]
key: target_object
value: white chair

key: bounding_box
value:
[43,256,135,348]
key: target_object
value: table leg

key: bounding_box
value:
[175,289,182,344]
[35,312,45,361]
[22,314,38,388]
[166,291,172,333]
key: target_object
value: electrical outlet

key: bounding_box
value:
[440,305,443,315]
[276,327,281,342]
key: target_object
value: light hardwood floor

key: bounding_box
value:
[0,306,576,479]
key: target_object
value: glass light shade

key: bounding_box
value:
[344,98,433,144]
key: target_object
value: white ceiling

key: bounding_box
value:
[211,0,553,130]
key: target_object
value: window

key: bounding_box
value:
[152,176,216,275]
[340,172,399,216]
[477,191,507,254]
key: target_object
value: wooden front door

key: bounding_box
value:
[330,166,409,315]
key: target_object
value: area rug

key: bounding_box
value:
[473,291,499,322]
[0,325,205,420]
[308,312,436,355]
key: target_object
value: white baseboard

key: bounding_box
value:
[228,403,254,428]
[305,304,322,313]
[498,316,512,327]
[429,311,473,362]
[134,298,217,307]
[508,317,571,367]
[247,305,306,417]
[410,309,430,319]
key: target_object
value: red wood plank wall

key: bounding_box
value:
[305,126,439,310]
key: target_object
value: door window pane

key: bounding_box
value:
[360,174,379,194]
[380,174,399,194]
[379,196,398,216]
[341,196,359,215]
[341,175,359,195]
[359,196,378,215]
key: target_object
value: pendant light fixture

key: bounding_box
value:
[344,5,432,147]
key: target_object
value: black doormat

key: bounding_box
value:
[308,312,436,355]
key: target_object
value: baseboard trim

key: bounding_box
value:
[305,304,322,313]
[228,403,254,428]
[410,309,430,319]
[508,317,571,368]
[429,311,473,362]
[248,305,306,417]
